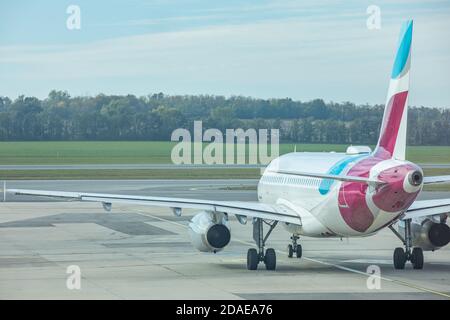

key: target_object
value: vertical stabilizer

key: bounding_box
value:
[374,20,413,160]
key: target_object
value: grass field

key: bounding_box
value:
[0,141,448,165]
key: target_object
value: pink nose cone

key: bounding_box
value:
[372,165,422,212]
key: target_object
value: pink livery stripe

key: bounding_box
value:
[375,90,408,159]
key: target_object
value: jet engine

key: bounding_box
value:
[407,219,450,251]
[188,211,231,253]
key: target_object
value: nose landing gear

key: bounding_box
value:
[287,235,302,258]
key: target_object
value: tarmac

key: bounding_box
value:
[0,179,449,299]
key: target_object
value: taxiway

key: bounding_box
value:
[0,180,449,299]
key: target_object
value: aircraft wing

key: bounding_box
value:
[401,174,450,220]
[7,189,302,225]
[402,198,450,220]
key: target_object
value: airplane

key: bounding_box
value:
[8,20,450,271]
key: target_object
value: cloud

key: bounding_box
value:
[0,1,449,107]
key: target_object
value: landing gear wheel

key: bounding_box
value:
[393,247,406,269]
[264,248,276,270]
[389,220,427,270]
[250,218,278,271]
[296,244,302,258]
[247,248,258,270]
[411,247,424,270]
[287,244,293,258]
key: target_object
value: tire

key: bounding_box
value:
[411,247,424,270]
[393,247,406,270]
[287,244,293,258]
[247,248,258,270]
[264,248,276,270]
[296,244,302,258]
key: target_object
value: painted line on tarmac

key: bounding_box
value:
[131,209,450,299]
[302,256,450,299]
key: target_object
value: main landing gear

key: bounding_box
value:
[247,218,278,270]
[389,219,424,270]
[287,235,302,258]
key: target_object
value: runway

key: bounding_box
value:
[0,180,449,299]
[3,179,449,202]
[4,179,258,202]
[0,164,264,170]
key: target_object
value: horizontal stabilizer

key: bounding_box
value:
[423,175,450,185]
[270,170,385,187]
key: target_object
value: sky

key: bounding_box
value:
[1,0,450,107]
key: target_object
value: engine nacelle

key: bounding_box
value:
[188,211,231,253]
[406,219,450,251]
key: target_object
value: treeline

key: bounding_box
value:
[0,90,449,145]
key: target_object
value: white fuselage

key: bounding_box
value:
[257,151,422,238]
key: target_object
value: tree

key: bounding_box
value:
[0,92,448,145]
